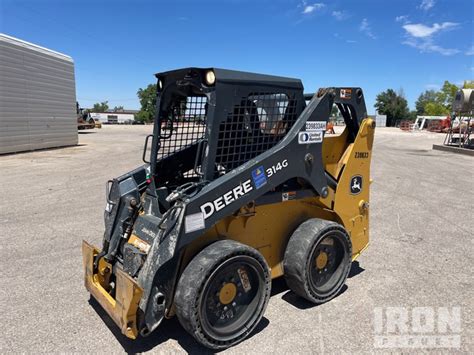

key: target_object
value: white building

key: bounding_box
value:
[368,114,387,127]
[375,114,387,127]
[90,110,138,124]
[0,34,77,154]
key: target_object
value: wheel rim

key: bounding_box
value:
[308,231,347,295]
[199,255,264,341]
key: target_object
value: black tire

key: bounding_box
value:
[174,240,271,350]
[283,218,352,304]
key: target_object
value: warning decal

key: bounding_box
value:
[340,88,352,99]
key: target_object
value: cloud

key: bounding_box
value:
[401,21,460,56]
[395,15,409,23]
[403,37,460,56]
[466,45,474,55]
[359,18,377,39]
[332,10,349,21]
[346,40,357,43]
[302,2,325,14]
[419,0,435,11]
[402,22,458,38]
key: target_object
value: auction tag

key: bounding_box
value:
[305,121,326,131]
[184,212,205,233]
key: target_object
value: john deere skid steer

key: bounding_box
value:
[82,68,375,349]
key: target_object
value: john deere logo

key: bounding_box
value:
[350,175,362,195]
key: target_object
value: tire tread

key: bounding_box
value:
[175,240,271,350]
[283,218,352,304]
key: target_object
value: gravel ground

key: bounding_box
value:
[1,125,472,354]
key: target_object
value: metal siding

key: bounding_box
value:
[0,35,78,154]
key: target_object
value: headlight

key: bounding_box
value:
[205,70,216,86]
[158,79,163,90]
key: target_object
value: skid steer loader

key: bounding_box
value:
[82,68,375,349]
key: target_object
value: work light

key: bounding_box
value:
[205,70,216,85]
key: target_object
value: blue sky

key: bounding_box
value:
[1,0,473,113]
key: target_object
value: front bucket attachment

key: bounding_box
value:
[82,240,143,339]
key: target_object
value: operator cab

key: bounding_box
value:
[149,68,305,188]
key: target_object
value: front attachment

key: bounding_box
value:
[82,240,143,339]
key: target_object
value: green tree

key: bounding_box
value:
[137,84,157,123]
[436,81,458,111]
[113,105,124,112]
[135,110,153,123]
[92,101,109,112]
[415,81,460,115]
[374,89,410,126]
[415,90,438,115]
[424,102,449,116]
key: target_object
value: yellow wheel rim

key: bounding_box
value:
[316,251,328,269]
[219,282,237,305]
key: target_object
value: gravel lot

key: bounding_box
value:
[1,125,473,354]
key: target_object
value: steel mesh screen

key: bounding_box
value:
[215,93,298,172]
[158,95,207,161]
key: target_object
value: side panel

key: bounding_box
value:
[181,199,339,279]
[333,118,375,256]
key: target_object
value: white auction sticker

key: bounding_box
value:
[305,121,326,131]
[298,131,323,144]
[184,212,205,233]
